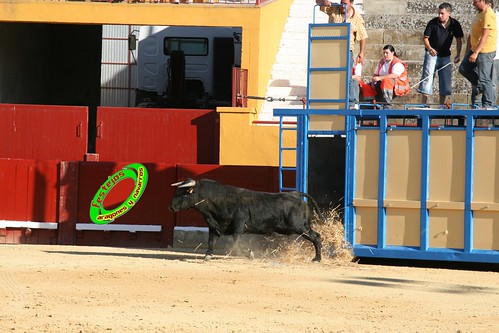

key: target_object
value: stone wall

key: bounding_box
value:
[361,0,478,105]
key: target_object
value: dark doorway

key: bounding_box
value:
[0,22,102,152]
[212,37,235,102]
[307,136,346,214]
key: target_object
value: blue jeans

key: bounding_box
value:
[493,58,499,91]
[459,50,497,108]
[418,51,452,96]
[349,51,358,104]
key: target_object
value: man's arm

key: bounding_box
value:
[423,36,437,56]
[316,0,330,12]
[454,37,463,63]
[470,29,491,63]
[358,38,366,64]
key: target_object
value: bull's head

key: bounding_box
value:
[169,178,201,212]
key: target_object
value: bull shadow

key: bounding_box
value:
[44,248,209,261]
[329,276,499,295]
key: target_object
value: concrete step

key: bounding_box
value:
[275,52,308,65]
[271,69,307,81]
[266,85,306,98]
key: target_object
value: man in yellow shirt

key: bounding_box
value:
[459,0,497,108]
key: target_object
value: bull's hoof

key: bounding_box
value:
[204,254,213,261]
[312,256,321,263]
[248,250,255,260]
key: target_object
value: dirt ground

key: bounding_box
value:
[0,244,498,333]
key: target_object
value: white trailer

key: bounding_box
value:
[136,25,242,108]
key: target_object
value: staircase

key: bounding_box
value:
[360,0,476,105]
[259,0,364,121]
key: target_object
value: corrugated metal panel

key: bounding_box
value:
[95,107,219,164]
[101,24,137,107]
[101,64,130,87]
[0,104,88,161]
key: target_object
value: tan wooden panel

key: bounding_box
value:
[426,201,464,210]
[355,130,379,200]
[309,71,347,100]
[473,211,499,250]
[386,208,420,247]
[308,102,346,109]
[310,25,349,38]
[473,132,499,203]
[310,39,348,68]
[429,210,464,249]
[386,131,422,201]
[384,200,420,209]
[355,207,377,246]
[428,131,466,202]
[471,202,499,211]
[309,115,345,131]
[353,199,378,207]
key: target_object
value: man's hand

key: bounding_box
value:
[453,55,461,64]
[357,52,365,64]
[469,52,478,63]
[315,0,331,6]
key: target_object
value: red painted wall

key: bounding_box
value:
[95,107,219,164]
[0,159,293,247]
[0,104,88,161]
[75,162,177,247]
[0,102,292,247]
[0,159,59,244]
[0,159,59,222]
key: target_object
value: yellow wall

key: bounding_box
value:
[218,107,296,167]
[0,0,296,167]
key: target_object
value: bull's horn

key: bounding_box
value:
[178,179,196,188]
[171,179,196,188]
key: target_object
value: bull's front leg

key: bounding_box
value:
[232,233,254,259]
[232,220,254,260]
[204,229,218,261]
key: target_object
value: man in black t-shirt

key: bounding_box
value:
[418,2,464,107]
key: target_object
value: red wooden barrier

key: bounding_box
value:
[0,159,295,247]
[0,159,59,244]
[95,107,219,164]
[75,162,177,247]
[0,104,88,161]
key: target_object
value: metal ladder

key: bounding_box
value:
[277,19,351,193]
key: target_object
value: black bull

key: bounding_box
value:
[169,178,322,262]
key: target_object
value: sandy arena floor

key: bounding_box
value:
[0,244,498,333]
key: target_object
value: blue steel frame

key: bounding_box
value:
[273,107,499,264]
[277,22,351,194]
[275,22,498,263]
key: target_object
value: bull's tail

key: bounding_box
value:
[291,192,326,224]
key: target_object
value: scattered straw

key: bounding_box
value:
[258,206,355,266]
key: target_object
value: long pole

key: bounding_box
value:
[410,61,453,89]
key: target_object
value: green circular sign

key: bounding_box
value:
[89,163,148,224]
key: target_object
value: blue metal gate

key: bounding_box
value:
[274,22,499,264]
